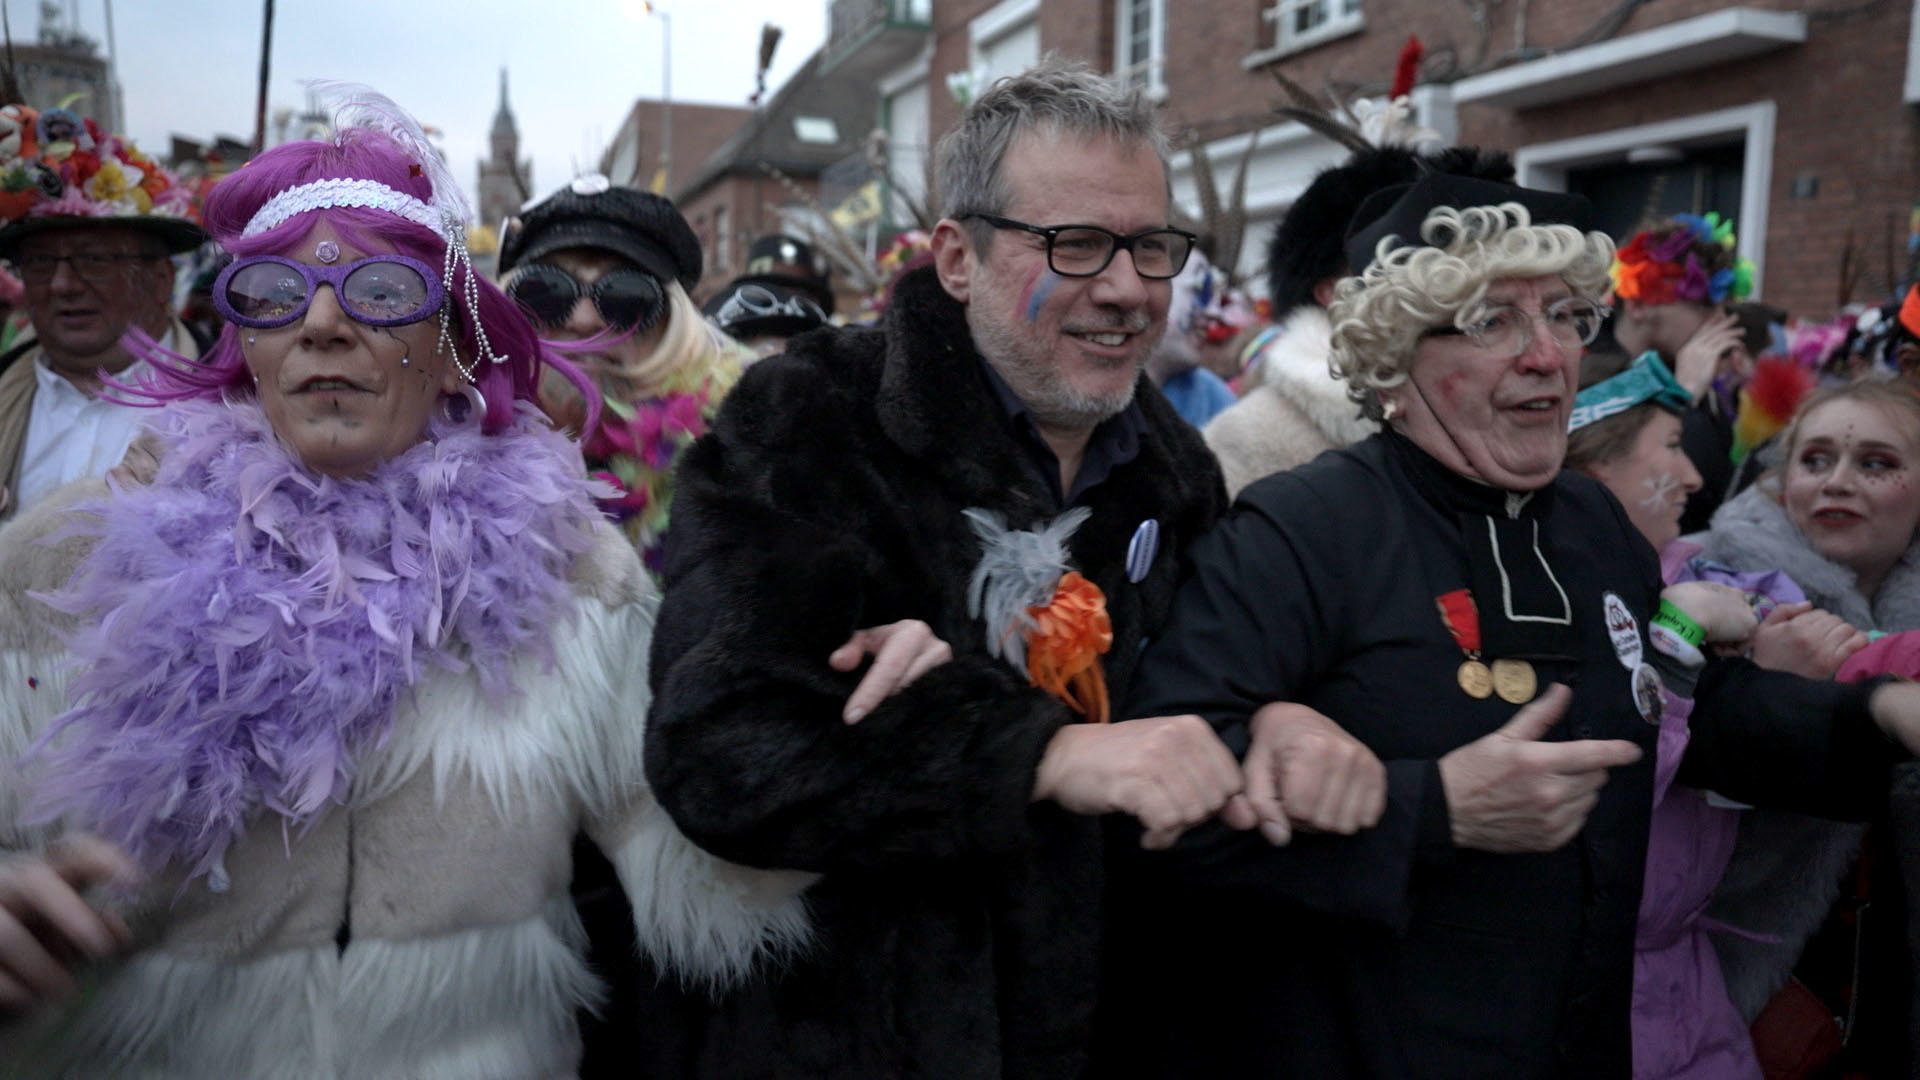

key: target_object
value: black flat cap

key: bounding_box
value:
[1343,174,1596,273]
[1267,146,1513,321]
[498,175,702,290]
[740,233,833,311]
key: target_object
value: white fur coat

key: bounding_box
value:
[1203,308,1377,498]
[0,480,813,1079]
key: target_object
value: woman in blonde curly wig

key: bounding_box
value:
[1120,173,1920,1078]
[1330,200,1614,422]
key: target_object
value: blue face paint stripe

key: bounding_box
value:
[1025,272,1060,322]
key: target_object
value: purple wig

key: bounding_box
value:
[130,124,597,436]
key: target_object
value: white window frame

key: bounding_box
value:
[880,49,933,225]
[1246,0,1363,67]
[1513,101,1776,297]
[969,0,1041,80]
[1907,0,1920,103]
[1112,0,1168,103]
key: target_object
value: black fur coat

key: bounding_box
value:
[642,267,1227,1079]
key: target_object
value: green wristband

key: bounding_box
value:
[1653,598,1706,647]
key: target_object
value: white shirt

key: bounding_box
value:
[14,327,177,513]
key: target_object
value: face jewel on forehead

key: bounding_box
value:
[315,239,340,264]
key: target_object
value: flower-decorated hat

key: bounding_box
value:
[0,103,206,257]
[1610,212,1754,307]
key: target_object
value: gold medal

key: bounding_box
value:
[1457,660,1493,699]
[1492,658,1537,704]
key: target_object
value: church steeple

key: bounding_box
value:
[489,68,517,160]
[477,67,531,234]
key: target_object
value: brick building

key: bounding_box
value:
[866,0,1920,318]
[672,48,878,301]
[600,99,753,205]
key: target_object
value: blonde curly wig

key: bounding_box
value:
[1327,202,1615,419]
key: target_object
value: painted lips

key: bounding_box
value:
[294,375,372,394]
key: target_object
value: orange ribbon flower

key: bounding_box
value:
[1025,571,1113,723]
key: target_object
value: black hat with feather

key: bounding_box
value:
[1266,145,1516,323]
[1260,39,1514,322]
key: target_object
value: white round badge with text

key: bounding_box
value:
[1603,592,1643,670]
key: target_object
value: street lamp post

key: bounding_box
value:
[644,2,672,196]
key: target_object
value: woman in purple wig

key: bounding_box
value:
[0,91,813,1077]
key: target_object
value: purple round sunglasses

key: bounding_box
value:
[213,254,446,330]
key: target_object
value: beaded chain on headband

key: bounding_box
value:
[240,176,503,383]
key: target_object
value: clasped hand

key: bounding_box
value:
[0,836,138,1012]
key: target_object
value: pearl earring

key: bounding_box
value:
[246,336,256,345]
[1381,399,1400,421]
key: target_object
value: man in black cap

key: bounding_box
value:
[0,119,205,519]
[739,232,832,308]
[701,274,830,357]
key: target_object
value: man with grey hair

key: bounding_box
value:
[639,58,1380,1077]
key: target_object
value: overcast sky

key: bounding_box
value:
[20,0,826,208]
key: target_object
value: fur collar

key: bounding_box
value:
[1691,484,1920,632]
[23,398,604,888]
[1252,307,1377,448]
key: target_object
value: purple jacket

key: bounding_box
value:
[1633,540,1806,1080]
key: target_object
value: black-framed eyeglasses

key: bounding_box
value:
[12,251,161,286]
[1421,297,1612,357]
[506,264,667,333]
[962,213,1197,280]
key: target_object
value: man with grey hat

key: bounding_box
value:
[0,117,205,518]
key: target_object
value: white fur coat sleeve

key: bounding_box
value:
[0,478,109,849]
[570,526,816,987]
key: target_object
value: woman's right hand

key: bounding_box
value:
[0,836,137,1011]
[831,620,953,723]
[1751,602,1870,679]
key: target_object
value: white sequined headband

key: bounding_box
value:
[241,177,450,238]
[236,174,505,383]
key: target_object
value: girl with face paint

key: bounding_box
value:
[1572,371,1920,1079]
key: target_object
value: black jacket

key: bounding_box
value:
[643,267,1227,1079]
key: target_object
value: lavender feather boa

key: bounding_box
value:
[23,397,604,889]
